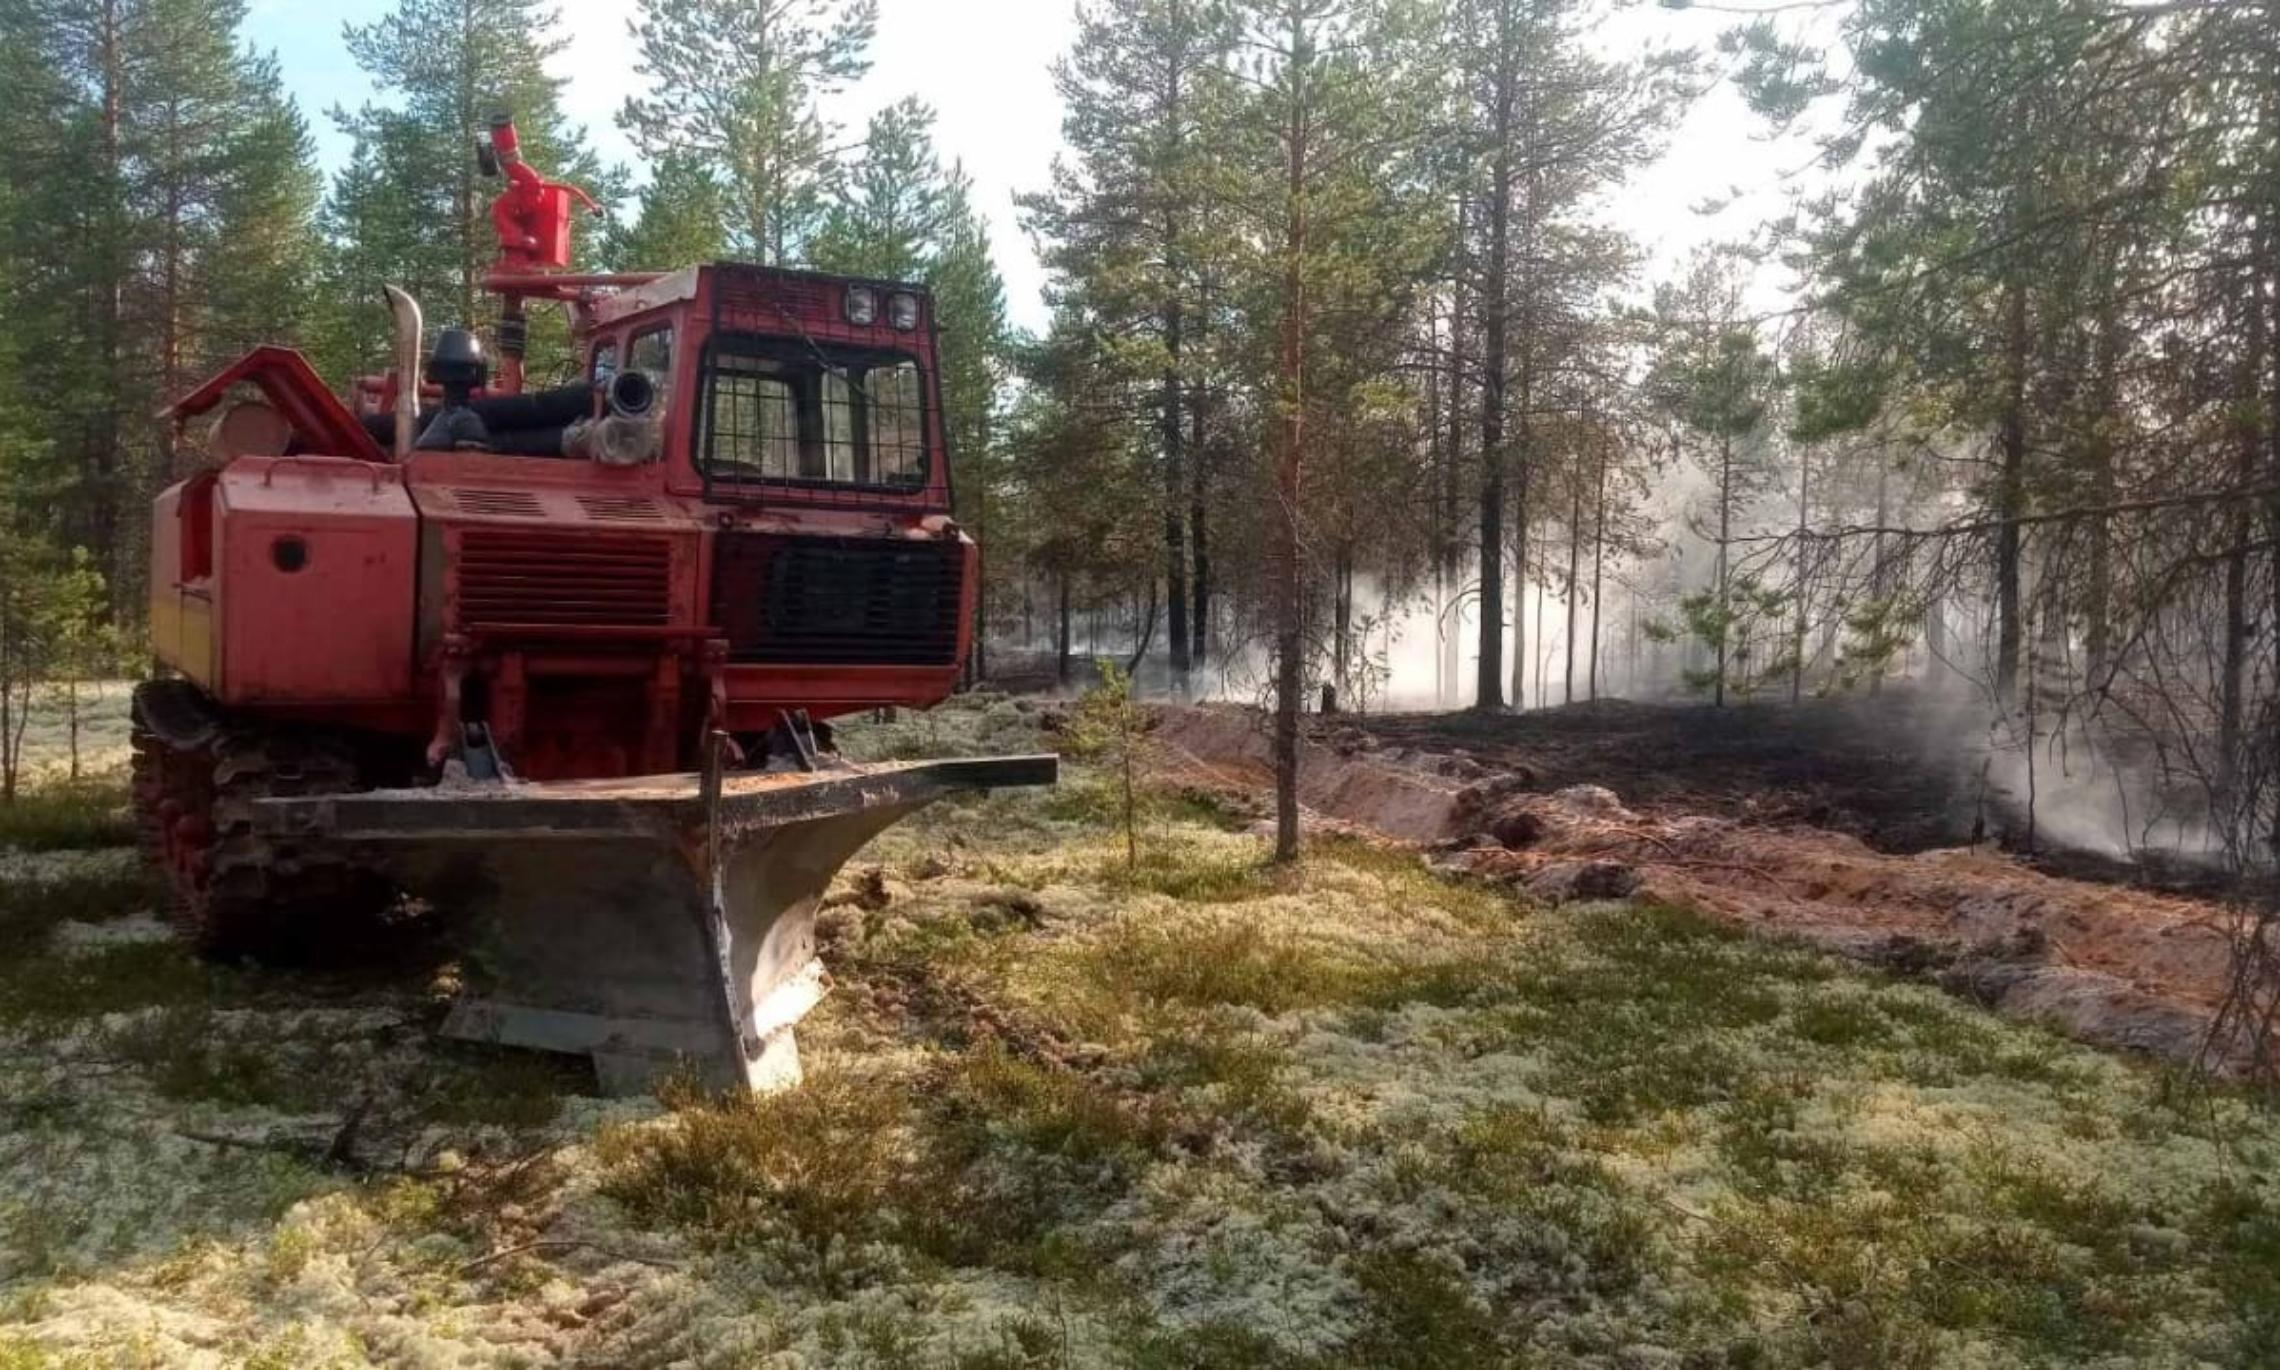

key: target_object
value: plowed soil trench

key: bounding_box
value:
[1152,699,2266,1077]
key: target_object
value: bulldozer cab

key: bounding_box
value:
[576,264,953,515]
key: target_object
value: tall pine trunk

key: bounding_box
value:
[2264,197,2280,863]
[1792,446,1809,704]
[1426,296,1446,707]
[93,0,126,601]
[1161,312,1190,693]
[456,0,479,324]
[2084,279,2121,688]
[1995,275,2030,708]
[1715,431,1732,708]
[160,112,184,493]
[2219,274,2261,812]
[1870,458,1891,694]
[1509,332,1534,713]
[1190,369,1210,670]
[1564,472,1581,704]
[1443,226,1469,706]
[1510,508,1527,708]
[1271,17,1310,864]
[1475,25,1514,713]
[1589,437,1607,701]
[1056,574,1073,689]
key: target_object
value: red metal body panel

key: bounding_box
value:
[150,262,975,783]
[210,458,417,704]
[166,346,387,464]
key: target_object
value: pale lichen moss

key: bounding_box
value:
[4,697,2280,1366]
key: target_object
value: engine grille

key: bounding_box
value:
[454,528,674,628]
[714,534,963,666]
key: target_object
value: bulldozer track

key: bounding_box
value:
[133,681,395,961]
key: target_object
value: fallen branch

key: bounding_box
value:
[457,1238,681,1276]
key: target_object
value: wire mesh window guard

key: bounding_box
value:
[701,336,929,491]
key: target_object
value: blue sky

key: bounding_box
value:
[246,1,388,170]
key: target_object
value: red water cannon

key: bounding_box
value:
[482,114,599,272]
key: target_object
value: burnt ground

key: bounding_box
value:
[1328,689,2240,897]
[1339,692,1988,853]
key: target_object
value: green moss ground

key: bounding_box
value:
[0,694,2275,1366]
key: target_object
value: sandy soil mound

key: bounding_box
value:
[1148,705,1468,842]
[1154,704,2264,1076]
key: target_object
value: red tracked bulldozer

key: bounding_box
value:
[132,114,1052,1092]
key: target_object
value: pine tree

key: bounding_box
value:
[1215,0,1434,857]
[136,11,322,488]
[310,114,435,382]
[620,0,877,265]
[1444,0,1692,710]
[3,0,322,609]
[328,0,619,371]
[1003,322,1161,687]
[808,99,955,281]
[1648,247,1779,707]
[203,63,323,364]
[606,152,732,271]
[1758,0,2162,709]
[1022,0,1239,693]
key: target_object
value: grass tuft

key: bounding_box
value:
[1081,916,1354,1015]
[0,940,214,1025]
[598,1066,910,1290]
[104,1006,311,1109]
[1421,1103,1660,1291]
[0,778,133,853]
[419,1046,581,1128]
[1344,1248,1509,1369]
[902,1042,1170,1273]
[1098,845,1277,904]
[0,862,160,946]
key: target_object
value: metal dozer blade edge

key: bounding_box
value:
[262,751,1058,1095]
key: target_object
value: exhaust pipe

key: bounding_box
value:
[383,285,424,463]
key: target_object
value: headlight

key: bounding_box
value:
[887,291,921,331]
[844,285,878,326]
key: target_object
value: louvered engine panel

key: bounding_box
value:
[447,488,544,518]
[575,494,666,523]
[713,534,963,665]
[453,528,674,628]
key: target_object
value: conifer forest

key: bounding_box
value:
[4,1,2280,1365]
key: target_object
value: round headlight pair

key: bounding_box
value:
[844,284,922,331]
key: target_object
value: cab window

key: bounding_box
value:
[629,327,674,409]
[700,336,927,489]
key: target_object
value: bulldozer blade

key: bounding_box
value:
[263,756,1056,1094]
